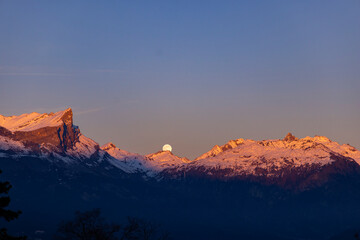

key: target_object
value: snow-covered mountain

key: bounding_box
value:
[100,143,190,175]
[0,108,191,176]
[194,138,245,161]
[146,151,190,171]
[100,142,149,173]
[2,108,360,240]
[1,108,360,188]
[0,108,73,132]
[0,108,99,161]
[189,133,360,173]
[160,133,360,189]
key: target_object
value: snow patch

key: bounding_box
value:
[0,135,27,152]
[0,108,71,132]
[68,134,99,159]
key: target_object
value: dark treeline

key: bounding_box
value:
[0,169,26,240]
[54,209,170,240]
[1,168,170,240]
[3,161,360,240]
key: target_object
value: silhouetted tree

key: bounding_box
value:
[55,209,171,240]
[0,169,26,240]
[54,209,121,240]
[121,217,170,240]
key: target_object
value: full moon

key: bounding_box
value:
[162,144,172,152]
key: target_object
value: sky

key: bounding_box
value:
[0,0,359,159]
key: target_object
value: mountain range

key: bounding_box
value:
[1,108,360,240]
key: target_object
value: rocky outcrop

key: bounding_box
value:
[195,138,245,160]
[0,108,80,152]
[283,132,298,142]
[101,142,117,151]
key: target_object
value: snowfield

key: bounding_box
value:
[0,108,72,132]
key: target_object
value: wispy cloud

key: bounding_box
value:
[0,65,77,77]
[76,108,103,116]
[0,72,76,76]
[0,65,125,77]
[92,69,125,73]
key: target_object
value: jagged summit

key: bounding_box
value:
[0,108,73,132]
[146,150,189,161]
[283,132,298,142]
[99,142,149,173]
[312,135,331,143]
[101,146,190,173]
[100,142,142,160]
[145,150,190,170]
[148,150,175,157]
[195,134,341,162]
[0,108,99,158]
[101,142,117,150]
[183,134,360,180]
[195,138,245,160]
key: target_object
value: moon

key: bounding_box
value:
[162,144,172,152]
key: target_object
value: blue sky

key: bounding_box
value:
[1,0,359,159]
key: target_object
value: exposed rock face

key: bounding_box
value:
[195,138,245,160]
[0,108,79,152]
[101,142,116,151]
[283,132,298,142]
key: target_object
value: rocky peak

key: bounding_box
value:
[146,151,190,170]
[148,150,174,158]
[0,108,79,152]
[60,108,73,126]
[101,142,117,151]
[313,135,331,143]
[283,132,298,142]
[195,139,245,160]
[0,107,74,132]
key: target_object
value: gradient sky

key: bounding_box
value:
[0,0,359,159]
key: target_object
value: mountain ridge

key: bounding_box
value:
[2,108,360,239]
[1,108,360,188]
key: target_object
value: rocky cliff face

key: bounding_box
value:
[0,108,80,153]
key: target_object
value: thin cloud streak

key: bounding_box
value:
[92,69,125,73]
[0,68,125,77]
[76,108,103,116]
[0,72,76,77]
